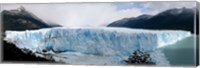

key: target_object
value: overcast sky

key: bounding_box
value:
[1,2,196,27]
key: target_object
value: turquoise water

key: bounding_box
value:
[159,35,198,66]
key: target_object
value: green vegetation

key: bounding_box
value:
[124,50,155,65]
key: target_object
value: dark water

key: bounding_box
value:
[159,35,198,66]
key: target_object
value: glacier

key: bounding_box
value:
[4,27,191,65]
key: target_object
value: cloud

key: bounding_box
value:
[1,3,143,27]
[1,2,196,27]
[142,2,196,12]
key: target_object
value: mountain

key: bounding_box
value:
[108,8,198,34]
[1,7,61,32]
[1,7,60,62]
[109,14,152,27]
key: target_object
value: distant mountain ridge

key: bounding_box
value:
[108,7,199,34]
[1,7,61,32]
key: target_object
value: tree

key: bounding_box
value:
[124,49,155,65]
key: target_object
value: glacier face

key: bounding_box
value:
[4,27,191,65]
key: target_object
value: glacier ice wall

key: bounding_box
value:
[4,27,191,65]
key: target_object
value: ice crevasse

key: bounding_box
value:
[4,27,191,65]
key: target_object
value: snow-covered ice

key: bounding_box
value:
[4,27,191,65]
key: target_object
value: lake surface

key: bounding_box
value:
[159,35,198,66]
